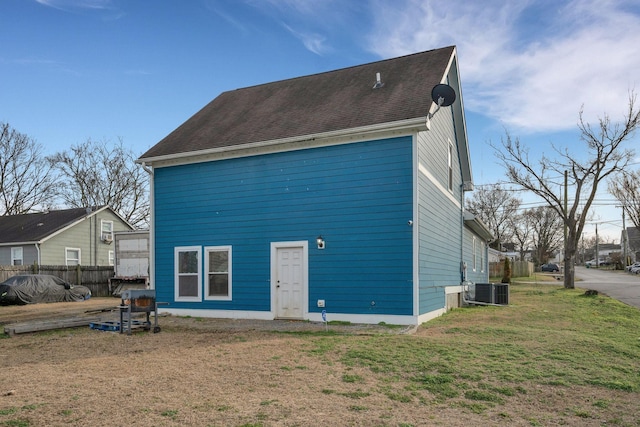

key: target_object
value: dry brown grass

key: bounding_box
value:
[1,288,639,427]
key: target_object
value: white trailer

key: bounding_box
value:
[109,230,150,296]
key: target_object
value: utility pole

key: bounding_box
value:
[563,170,568,268]
[564,170,568,247]
[622,208,628,266]
[596,222,600,267]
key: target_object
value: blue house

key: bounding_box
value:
[138,46,492,325]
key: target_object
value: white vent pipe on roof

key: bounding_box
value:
[373,72,384,89]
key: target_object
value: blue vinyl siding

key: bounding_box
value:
[153,136,414,315]
[416,111,464,315]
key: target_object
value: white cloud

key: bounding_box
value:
[249,0,348,55]
[204,1,251,34]
[367,0,640,134]
[35,0,113,11]
[282,24,330,55]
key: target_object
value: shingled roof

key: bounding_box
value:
[627,227,640,251]
[0,206,105,244]
[140,46,456,160]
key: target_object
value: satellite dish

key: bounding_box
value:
[431,84,456,107]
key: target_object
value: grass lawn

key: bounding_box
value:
[1,280,639,426]
[307,280,640,425]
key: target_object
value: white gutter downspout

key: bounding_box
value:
[141,162,155,290]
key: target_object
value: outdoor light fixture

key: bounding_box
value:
[316,236,325,250]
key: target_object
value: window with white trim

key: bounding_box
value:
[101,220,114,242]
[11,247,23,266]
[66,248,81,266]
[480,242,485,273]
[448,140,454,192]
[205,246,232,300]
[108,250,114,266]
[472,236,477,272]
[175,246,201,301]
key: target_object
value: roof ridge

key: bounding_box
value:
[227,45,456,92]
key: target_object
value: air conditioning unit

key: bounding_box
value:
[101,233,113,244]
[474,283,509,305]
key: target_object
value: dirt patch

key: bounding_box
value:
[0,299,637,426]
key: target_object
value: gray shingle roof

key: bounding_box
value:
[140,46,455,160]
[0,206,104,244]
[628,227,640,251]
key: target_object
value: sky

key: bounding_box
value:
[1,0,639,242]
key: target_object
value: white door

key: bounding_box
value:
[274,246,305,319]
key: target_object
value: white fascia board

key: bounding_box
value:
[103,206,136,230]
[137,117,428,168]
[0,242,39,247]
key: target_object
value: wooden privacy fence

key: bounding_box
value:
[489,261,534,279]
[0,265,114,297]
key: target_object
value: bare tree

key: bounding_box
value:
[466,183,521,250]
[510,211,533,261]
[493,93,639,288]
[609,169,640,229]
[526,207,564,266]
[0,122,57,215]
[50,138,149,228]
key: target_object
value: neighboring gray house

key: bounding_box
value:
[622,227,639,263]
[0,206,134,267]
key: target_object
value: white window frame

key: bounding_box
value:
[108,250,114,266]
[65,247,81,266]
[480,242,485,273]
[472,236,477,272]
[204,246,232,301]
[174,246,202,302]
[101,220,114,242]
[448,139,454,192]
[11,247,23,266]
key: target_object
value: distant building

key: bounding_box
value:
[623,227,640,263]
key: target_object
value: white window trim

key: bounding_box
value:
[101,220,114,242]
[108,250,114,266]
[472,236,477,272]
[480,242,485,273]
[174,246,202,302]
[204,246,232,301]
[65,247,81,266]
[11,247,23,266]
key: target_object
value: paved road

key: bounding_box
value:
[574,266,640,309]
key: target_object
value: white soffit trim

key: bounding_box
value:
[139,117,428,168]
[0,242,38,247]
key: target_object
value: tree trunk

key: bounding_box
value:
[563,232,578,289]
[563,255,575,289]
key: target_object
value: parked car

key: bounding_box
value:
[587,259,612,267]
[625,262,640,272]
[630,265,640,275]
[0,275,91,305]
[541,263,560,272]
